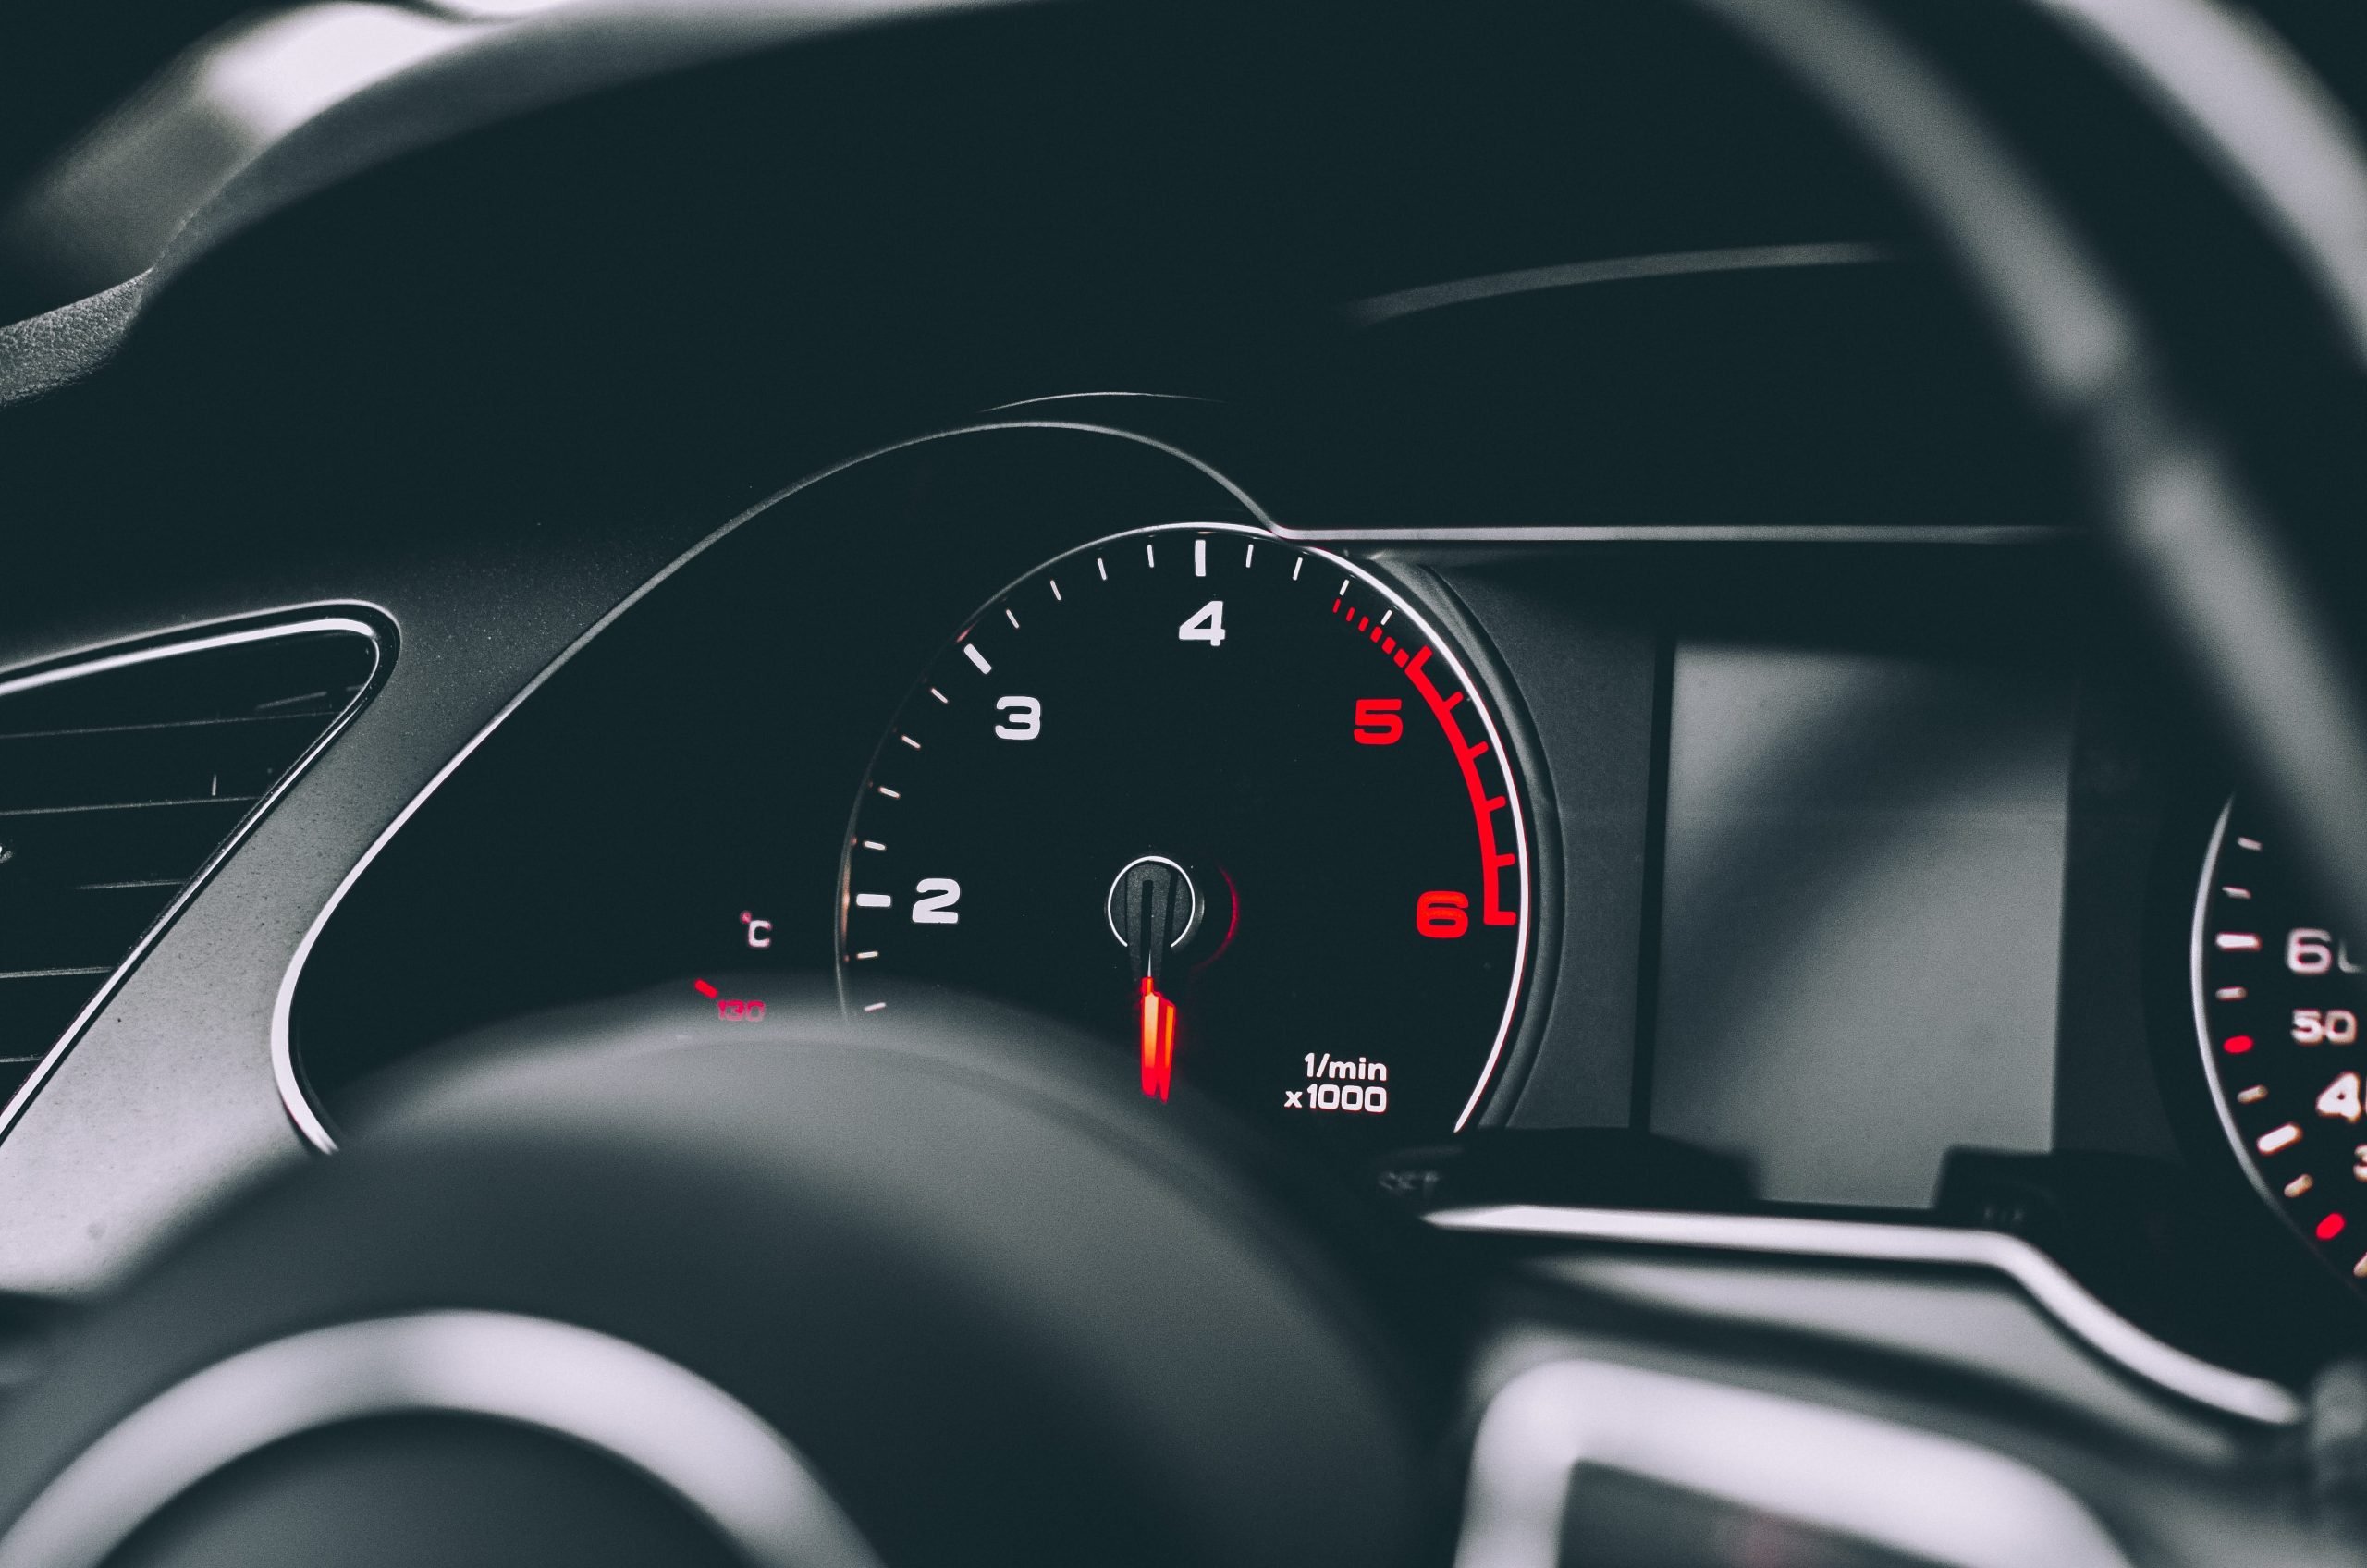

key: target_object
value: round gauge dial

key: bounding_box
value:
[2195,800,2367,1290]
[838,523,1534,1148]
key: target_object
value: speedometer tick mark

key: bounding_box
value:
[2239,1084,2267,1103]
[1291,557,1302,580]
[860,840,886,851]
[1337,578,1350,595]
[1098,557,1108,581]
[2216,932,2262,950]
[900,734,921,750]
[1380,609,1393,626]
[2218,986,2248,1000]
[852,951,877,961]
[854,893,892,909]
[1049,579,1062,601]
[1245,544,1256,568]
[863,1002,887,1013]
[2289,1173,2315,1196]
[1195,538,1207,576]
[2238,837,2263,851]
[875,785,901,799]
[1146,542,1157,567]
[963,643,993,675]
[2260,1122,2301,1155]
[1005,608,1022,629]
[929,687,948,704]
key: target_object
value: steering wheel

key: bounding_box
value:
[0,1,2361,1564]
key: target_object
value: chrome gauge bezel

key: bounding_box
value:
[831,520,1542,1134]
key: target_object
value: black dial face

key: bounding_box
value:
[837,523,1534,1150]
[2195,800,2367,1291]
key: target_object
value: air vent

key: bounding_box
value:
[0,617,383,1103]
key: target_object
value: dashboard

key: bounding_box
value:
[4,2,2367,1563]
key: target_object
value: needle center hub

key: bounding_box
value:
[1107,855,1201,984]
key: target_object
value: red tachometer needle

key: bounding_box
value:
[1138,976,1177,1101]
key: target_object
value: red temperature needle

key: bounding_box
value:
[1138,976,1177,1101]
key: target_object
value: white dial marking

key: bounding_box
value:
[963,643,992,674]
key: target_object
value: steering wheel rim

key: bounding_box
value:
[1690,0,2367,949]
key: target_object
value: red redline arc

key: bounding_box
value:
[1337,603,1519,927]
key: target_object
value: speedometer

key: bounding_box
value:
[836,523,1536,1148]
[2195,799,2367,1292]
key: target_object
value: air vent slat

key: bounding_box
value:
[0,714,332,811]
[0,621,381,1076]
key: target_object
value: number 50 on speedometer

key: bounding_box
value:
[838,523,1539,1149]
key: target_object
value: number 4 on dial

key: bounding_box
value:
[1178,600,1226,646]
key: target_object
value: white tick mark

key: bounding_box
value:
[963,643,992,675]
[860,840,886,851]
[863,1001,887,1013]
[1146,542,1157,567]
[1337,578,1350,595]
[854,893,892,909]
[928,687,948,704]
[1380,608,1393,626]
[2217,986,2248,1000]
[1005,607,1021,629]
[2216,932,2262,951]
[1245,543,1256,568]
[1195,538,1207,576]
[899,734,921,750]
[2259,1122,2301,1155]
[1292,557,1302,580]
[875,785,901,799]
[852,951,878,961]
[2238,836,2263,851]
[1097,557,1108,581]
[1049,579,1062,601]
[2224,886,2252,900]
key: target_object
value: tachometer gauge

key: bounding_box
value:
[2195,799,2367,1292]
[838,523,1536,1148]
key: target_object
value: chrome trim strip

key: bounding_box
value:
[0,1311,880,1568]
[1428,1203,2305,1426]
[1343,242,1898,329]
[269,421,1277,1152]
[1456,1356,2132,1568]
[1274,524,2073,545]
[0,612,389,1146]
